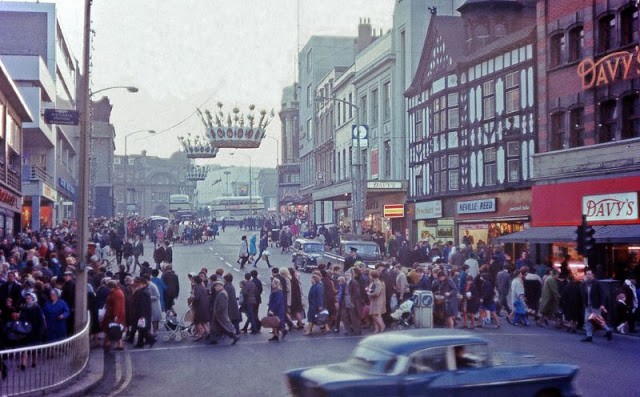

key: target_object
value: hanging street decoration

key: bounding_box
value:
[198,102,274,148]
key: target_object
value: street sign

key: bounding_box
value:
[351,124,369,147]
[44,109,80,125]
[384,204,405,218]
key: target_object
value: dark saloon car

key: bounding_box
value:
[292,238,329,272]
[285,329,579,397]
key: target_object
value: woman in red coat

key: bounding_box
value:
[103,280,126,351]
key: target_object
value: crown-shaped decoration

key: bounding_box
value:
[198,102,275,148]
[185,164,210,181]
[178,133,219,159]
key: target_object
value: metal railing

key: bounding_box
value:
[0,317,90,396]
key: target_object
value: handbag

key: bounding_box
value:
[6,321,32,341]
[588,313,606,330]
[260,315,280,328]
[314,310,329,326]
[263,250,271,257]
[137,317,147,329]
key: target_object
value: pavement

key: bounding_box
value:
[40,228,640,397]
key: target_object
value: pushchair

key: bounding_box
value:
[390,299,415,330]
[162,309,195,342]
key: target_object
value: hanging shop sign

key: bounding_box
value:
[415,200,442,220]
[367,181,403,190]
[577,46,640,90]
[383,204,404,218]
[457,198,496,214]
[582,192,638,222]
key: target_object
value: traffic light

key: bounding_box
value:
[575,215,595,256]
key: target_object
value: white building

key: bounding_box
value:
[0,2,79,230]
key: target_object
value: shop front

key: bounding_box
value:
[57,177,76,222]
[21,181,57,231]
[0,185,22,238]
[448,190,532,258]
[363,181,407,235]
[508,176,640,278]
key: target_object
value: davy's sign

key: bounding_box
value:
[577,46,640,90]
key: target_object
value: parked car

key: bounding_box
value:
[292,238,329,272]
[285,329,580,397]
[324,240,384,269]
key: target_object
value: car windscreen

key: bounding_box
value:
[346,345,398,374]
[350,244,380,256]
[303,244,325,254]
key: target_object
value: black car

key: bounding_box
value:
[324,240,384,269]
[292,238,329,272]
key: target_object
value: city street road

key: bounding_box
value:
[90,229,640,397]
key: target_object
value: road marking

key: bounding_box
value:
[233,267,240,272]
[225,262,232,267]
[107,351,133,397]
[208,247,213,251]
[219,257,224,261]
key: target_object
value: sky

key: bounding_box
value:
[12,0,396,169]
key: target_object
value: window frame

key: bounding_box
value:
[568,26,584,62]
[598,14,617,53]
[621,5,639,46]
[550,32,565,67]
[482,80,496,120]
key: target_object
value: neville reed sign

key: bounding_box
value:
[577,46,640,90]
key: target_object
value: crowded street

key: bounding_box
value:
[85,229,639,397]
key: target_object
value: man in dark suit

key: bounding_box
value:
[581,269,612,342]
[133,236,144,274]
[0,271,23,310]
[132,277,155,348]
[209,281,239,345]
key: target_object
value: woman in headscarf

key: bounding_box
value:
[223,273,242,334]
[123,276,136,343]
[320,269,337,333]
[19,293,45,369]
[279,267,294,329]
[42,289,70,342]
[367,270,387,334]
[267,278,287,341]
[102,280,126,351]
[190,275,210,340]
[288,268,305,329]
[304,274,324,335]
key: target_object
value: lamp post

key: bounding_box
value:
[123,129,156,243]
[230,152,253,217]
[264,135,280,166]
[315,96,364,235]
[224,171,231,196]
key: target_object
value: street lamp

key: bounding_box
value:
[90,85,139,97]
[230,152,253,216]
[123,129,156,243]
[264,135,280,166]
[314,95,364,235]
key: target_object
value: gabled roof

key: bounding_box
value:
[461,25,535,65]
[405,15,466,97]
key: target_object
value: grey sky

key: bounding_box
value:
[12,0,394,167]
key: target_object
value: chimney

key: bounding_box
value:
[356,17,373,53]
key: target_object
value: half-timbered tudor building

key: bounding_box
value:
[405,0,537,253]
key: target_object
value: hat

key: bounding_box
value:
[349,247,358,253]
[212,280,224,287]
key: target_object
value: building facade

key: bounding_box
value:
[91,97,116,218]
[277,83,304,218]
[113,151,194,218]
[0,60,32,238]
[518,0,640,273]
[406,0,538,253]
[0,2,79,230]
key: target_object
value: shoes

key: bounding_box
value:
[606,330,613,341]
[115,347,124,351]
[250,330,260,334]
[281,330,288,340]
[208,339,218,345]
[134,345,144,349]
[19,365,25,371]
[231,336,240,345]
[31,363,36,368]
[581,336,593,342]
[268,335,279,342]
[148,339,156,348]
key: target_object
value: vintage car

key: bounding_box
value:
[324,240,384,269]
[285,330,580,397]
[292,238,329,272]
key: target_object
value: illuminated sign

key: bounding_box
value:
[582,192,638,222]
[577,46,640,90]
[383,204,404,218]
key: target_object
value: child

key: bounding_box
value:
[614,293,628,334]
[512,294,529,326]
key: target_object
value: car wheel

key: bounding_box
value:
[535,389,561,397]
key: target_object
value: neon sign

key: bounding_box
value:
[577,46,640,90]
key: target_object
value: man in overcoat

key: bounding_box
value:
[209,281,239,345]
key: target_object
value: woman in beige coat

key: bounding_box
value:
[367,270,386,333]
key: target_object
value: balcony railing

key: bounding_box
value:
[7,168,21,191]
[22,165,53,185]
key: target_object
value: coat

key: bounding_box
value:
[290,274,304,314]
[345,279,363,314]
[241,280,257,306]
[524,273,542,311]
[249,235,257,255]
[367,279,387,316]
[539,276,561,316]
[132,286,152,330]
[561,280,583,323]
[191,283,210,324]
[238,240,249,258]
[322,276,337,316]
[307,283,324,323]
[43,299,70,342]
[19,303,46,346]
[151,277,167,312]
[224,283,241,322]
[148,282,162,322]
[162,271,180,301]
[213,289,235,334]
[268,289,286,329]
[102,287,126,333]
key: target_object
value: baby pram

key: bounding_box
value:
[163,309,195,342]
[390,299,415,330]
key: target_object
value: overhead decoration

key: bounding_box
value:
[198,102,275,148]
[185,164,209,181]
[178,133,219,159]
